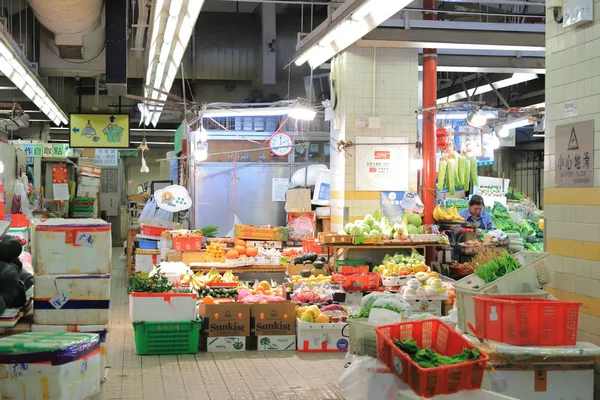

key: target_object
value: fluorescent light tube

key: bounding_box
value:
[288,106,317,121]
[417,112,496,120]
[438,73,538,104]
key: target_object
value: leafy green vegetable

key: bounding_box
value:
[127,267,173,294]
[474,251,521,284]
[393,339,481,369]
[198,226,219,238]
[353,304,401,319]
[437,159,447,192]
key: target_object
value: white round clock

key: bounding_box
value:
[269,132,293,157]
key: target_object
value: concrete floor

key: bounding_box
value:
[102,250,346,400]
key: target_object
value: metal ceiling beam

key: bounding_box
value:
[437,73,512,99]
[381,19,545,33]
[356,27,544,52]
[423,54,545,74]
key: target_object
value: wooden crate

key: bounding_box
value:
[318,232,353,244]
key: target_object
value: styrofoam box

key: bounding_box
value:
[482,363,594,400]
[0,334,102,400]
[129,292,197,323]
[296,319,349,352]
[456,288,551,333]
[30,324,108,383]
[135,254,159,273]
[33,274,111,325]
[32,218,112,275]
[256,335,296,351]
[76,185,99,197]
[206,336,246,352]
[8,227,28,243]
[407,298,443,317]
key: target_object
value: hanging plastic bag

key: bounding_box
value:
[339,356,406,400]
[154,207,174,222]
[139,196,157,220]
[225,214,242,238]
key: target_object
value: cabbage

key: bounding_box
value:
[407,224,419,234]
[350,226,363,236]
[361,225,371,234]
[354,219,364,225]
[417,225,424,234]
[408,214,422,227]
[344,223,354,234]
[364,214,375,227]
[369,230,380,237]
[371,224,382,233]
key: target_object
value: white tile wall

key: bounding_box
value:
[545,5,600,340]
[330,46,419,229]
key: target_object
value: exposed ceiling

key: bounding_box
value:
[0,0,546,147]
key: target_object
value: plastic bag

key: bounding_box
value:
[139,196,157,220]
[226,214,242,238]
[339,356,406,400]
[361,292,386,308]
[154,207,174,222]
[371,294,411,317]
[290,164,329,187]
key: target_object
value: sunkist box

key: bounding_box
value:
[234,224,289,241]
[198,303,250,337]
[250,301,296,336]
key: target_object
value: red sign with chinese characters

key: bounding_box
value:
[52,167,68,184]
[374,151,390,160]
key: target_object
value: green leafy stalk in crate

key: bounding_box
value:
[393,339,481,369]
[474,251,521,284]
[197,226,219,238]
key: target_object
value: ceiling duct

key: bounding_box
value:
[27,0,105,60]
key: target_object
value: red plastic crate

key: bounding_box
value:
[141,225,169,237]
[172,235,203,251]
[339,265,369,274]
[302,238,324,254]
[473,296,582,346]
[375,320,488,398]
[332,272,380,291]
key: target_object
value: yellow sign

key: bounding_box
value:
[69,114,130,148]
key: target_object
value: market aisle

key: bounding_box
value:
[102,250,347,400]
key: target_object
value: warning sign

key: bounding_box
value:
[555,120,594,188]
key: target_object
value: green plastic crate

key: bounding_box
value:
[335,259,366,271]
[133,320,201,355]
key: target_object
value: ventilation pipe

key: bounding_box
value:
[27,0,105,60]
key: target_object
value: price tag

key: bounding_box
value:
[49,291,70,309]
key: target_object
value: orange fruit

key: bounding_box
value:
[234,239,247,248]
[203,295,215,304]
[225,249,239,259]
[245,246,258,257]
[259,280,271,290]
[234,245,246,255]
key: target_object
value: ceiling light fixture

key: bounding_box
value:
[498,117,531,138]
[437,73,538,104]
[0,39,68,126]
[144,0,205,126]
[294,0,410,69]
[288,105,317,121]
[466,109,491,128]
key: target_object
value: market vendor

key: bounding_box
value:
[459,195,495,230]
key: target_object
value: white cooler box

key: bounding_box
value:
[30,324,108,380]
[296,318,349,352]
[0,332,102,400]
[31,218,112,275]
[129,292,197,322]
[33,275,111,325]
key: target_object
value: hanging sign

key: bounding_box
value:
[94,149,119,166]
[154,185,193,212]
[355,137,409,191]
[43,144,53,157]
[555,120,594,188]
[380,191,406,224]
[69,114,130,148]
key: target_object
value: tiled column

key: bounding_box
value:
[330,47,419,232]
[544,8,600,350]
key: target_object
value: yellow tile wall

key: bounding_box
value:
[545,5,600,347]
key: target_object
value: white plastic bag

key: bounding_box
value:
[154,207,174,222]
[226,214,242,238]
[139,196,157,220]
[290,164,329,187]
[339,356,405,400]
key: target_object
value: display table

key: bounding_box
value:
[321,242,440,265]
[189,263,287,282]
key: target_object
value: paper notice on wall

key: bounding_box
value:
[272,178,289,202]
[564,101,578,118]
[53,183,70,201]
[355,137,409,191]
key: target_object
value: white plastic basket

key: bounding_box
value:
[454,251,550,294]
[346,319,378,357]
[455,288,551,333]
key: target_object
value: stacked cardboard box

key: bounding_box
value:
[199,303,251,352]
[31,218,111,376]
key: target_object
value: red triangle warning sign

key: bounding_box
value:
[568,128,579,150]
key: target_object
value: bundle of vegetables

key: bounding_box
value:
[478,186,504,197]
[127,267,173,294]
[506,188,524,200]
[525,242,544,252]
[393,339,481,369]
[437,152,479,194]
[198,226,219,237]
[445,199,469,210]
[474,251,521,284]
